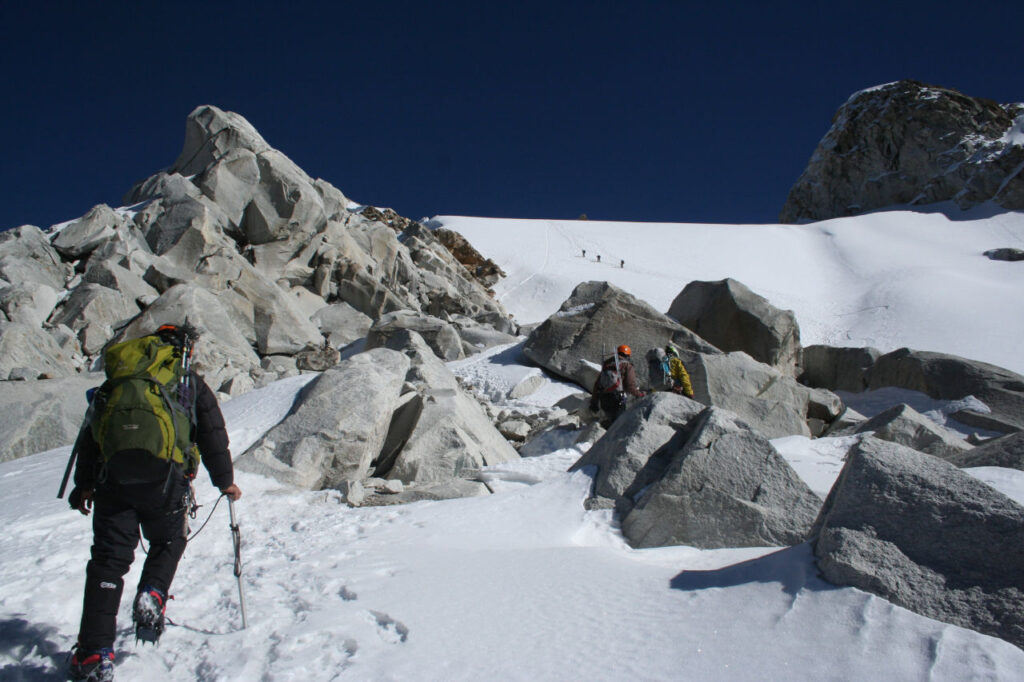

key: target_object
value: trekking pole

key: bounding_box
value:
[228,498,248,629]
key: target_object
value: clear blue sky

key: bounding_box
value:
[2,1,1021,230]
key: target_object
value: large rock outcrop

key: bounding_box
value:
[0,105,517,425]
[523,281,719,390]
[800,346,1024,435]
[781,80,1024,222]
[620,406,822,549]
[812,437,1024,649]
[679,350,834,439]
[570,392,707,507]
[668,278,802,376]
[867,348,1024,434]
[235,349,412,489]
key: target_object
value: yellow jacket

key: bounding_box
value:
[668,356,694,398]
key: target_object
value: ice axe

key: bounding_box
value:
[229,498,248,629]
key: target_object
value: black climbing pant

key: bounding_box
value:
[77,477,188,650]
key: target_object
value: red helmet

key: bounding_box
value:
[617,344,632,357]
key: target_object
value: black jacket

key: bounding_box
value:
[74,373,234,491]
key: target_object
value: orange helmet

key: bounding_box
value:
[617,344,631,357]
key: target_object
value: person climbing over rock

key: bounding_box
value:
[589,344,645,427]
[664,344,695,398]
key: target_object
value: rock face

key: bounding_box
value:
[853,403,973,462]
[235,330,520,498]
[947,432,1024,471]
[236,349,412,489]
[800,346,1024,435]
[812,437,1024,649]
[679,350,825,439]
[0,374,102,462]
[373,329,520,484]
[667,278,802,376]
[523,281,719,390]
[570,392,707,506]
[867,348,1024,433]
[800,345,880,393]
[0,104,518,460]
[781,80,1024,222]
[620,406,822,549]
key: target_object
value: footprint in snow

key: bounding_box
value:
[366,610,409,643]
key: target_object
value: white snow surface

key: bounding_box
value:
[3,210,1024,679]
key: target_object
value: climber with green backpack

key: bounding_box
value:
[60,323,241,682]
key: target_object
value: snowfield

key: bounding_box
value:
[2,208,1024,680]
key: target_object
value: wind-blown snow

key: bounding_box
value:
[2,210,1024,680]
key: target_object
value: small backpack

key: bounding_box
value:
[647,348,674,391]
[89,334,199,485]
[595,357,623,394]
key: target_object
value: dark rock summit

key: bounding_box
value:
[781,80,1024,222]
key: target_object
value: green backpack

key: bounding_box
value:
[89,334,199,484]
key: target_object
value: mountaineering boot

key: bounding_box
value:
[133,585,167,643]
[68,645,115,681]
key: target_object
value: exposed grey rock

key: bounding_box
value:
[0,374,103,461]
[680,350,815,438]
[0,281,59,328]
[805,386,844,423]
[0,321,78,379]
[236,349,411,489]
[82,259,159,306]
[668,278,802,376]
[168,104,272,178]
[366,310,464,361]
[621,407,822,549]
[387,388,521,482]
[984,248,1024,262]
[854,403,973,461]
[498,419,532,440]
[947,432,1024,471]
[373,331,520,483]
[48,283,140,355]
[450,314,519,355]
[812,437,1024,649]
[113,284,261,392]
[312,302,372,349]
[867,348,1024,433]
[508,373,547,400]
[241,150,327,245]
[822,407,868,437]
[362,478,491,506]
[781,80,1024,222]
[0,225,69,291]
[800,345,880,392]
[570,392,706,506]
[524,281,719,390]
[192,147,261,226]
[51,204,132,260]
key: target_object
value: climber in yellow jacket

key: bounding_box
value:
[665,345,695,398]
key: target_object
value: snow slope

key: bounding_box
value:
[435,210,1024,375]
[2,209,1024,680]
